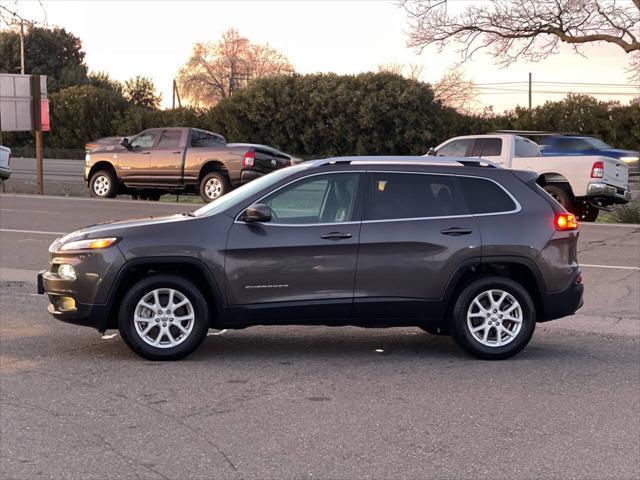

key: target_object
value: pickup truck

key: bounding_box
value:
[428,133,631,221]
[84,127,296,202]
[0,145,11,181]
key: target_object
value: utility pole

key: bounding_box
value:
[20,20,25,74]
[31,75,43,195]
[528,72,532,111]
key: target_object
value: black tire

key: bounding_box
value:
[118,274,210,361]
[543,185,574,212]
[450,276,536,360]
[89,169,118,198]
[199,171,231,203]
[578,203,599,222]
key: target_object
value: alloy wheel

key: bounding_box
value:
[466,289,522,347]
[133,288,195,349]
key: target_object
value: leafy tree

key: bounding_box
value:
[123,76,162,109]
[177,28,294,107]
[207,72,450,156]
[88,72,124,96]
[46,85,128,148]
[0,26,88,91]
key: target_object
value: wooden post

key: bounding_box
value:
[31,75,43,195]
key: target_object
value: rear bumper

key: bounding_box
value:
[37,270,110,332]
[0,166,11,180]
[538,271,584,322]
[586,182,631,205]
[240,169,264,184]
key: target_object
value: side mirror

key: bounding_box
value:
[242,203,272,223]
[120,137,131,150]
[426,147,436,156]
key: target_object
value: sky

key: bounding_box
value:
[6,0,639,111]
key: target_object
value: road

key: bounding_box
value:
[1,194,639,479]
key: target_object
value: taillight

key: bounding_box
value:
[7,152,11,166]
[555,212,578,231]
[575,273,583,285]
[590,161,604,178]
[243,151,255,168]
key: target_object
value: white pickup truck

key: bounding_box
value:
[428,134,631,221]
[0,145,11,181]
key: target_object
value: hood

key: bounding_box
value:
[51,214,191,250]
[599,148,639,159]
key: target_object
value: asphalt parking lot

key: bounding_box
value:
[1,193,639,479]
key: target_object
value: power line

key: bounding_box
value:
[476,81,639,88]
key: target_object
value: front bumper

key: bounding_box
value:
[586,182,631,204]
[539,271,584,322]
[38,270,110,331]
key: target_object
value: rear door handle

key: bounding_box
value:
[321,232,352,240]
[441,227,473,236]
[172,151,181,154]
[141,151,151,155]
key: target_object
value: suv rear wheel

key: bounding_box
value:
[118,275,210,360]
[450,276,536,360]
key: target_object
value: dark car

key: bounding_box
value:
[38,157,583,361]
[539,134,639,165]
[84,127,296,202]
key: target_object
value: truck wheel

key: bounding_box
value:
[90,170,118,198]
[450,276,536,360]
[118,274,210,361]
[543,185,574,212]
[579,204,599,222]
[200,172,230,202]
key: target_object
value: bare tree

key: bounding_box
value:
[432,68,478,111]
[177,28,294,107]
[378,62,424,80]
[378,62,477,110]
[401,0,640,73]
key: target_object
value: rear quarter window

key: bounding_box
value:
[458,176,517,214]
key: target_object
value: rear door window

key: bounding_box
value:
[157,130,183,149]
[365,173,459,220]
[471,138,502,157]
[458,176,517,214]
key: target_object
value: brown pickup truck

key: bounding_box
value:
[84,127,296,202]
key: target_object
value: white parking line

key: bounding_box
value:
[0,228,64,235]
[581,264,640,271]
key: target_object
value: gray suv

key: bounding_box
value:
[38,157,584,360]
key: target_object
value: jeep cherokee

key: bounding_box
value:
[38,156,584,360]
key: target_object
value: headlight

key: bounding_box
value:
[620,156,639,164]
[60,237,118,251]
[85,154,91,164]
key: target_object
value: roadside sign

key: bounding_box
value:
[0,73,47,132]
[41,99,50,132]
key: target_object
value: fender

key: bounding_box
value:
[105,256,227,326]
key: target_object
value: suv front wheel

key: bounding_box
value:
[450,277,536,360]
[118,275,210,360]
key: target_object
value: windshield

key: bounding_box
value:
[584,138,612,149]
[192,164,313,217]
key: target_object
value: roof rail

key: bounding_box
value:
[493,130,581,136]
[312,156,500,168]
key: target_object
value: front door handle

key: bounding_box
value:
[321,232,352,240]
[441,227,472,236]
[141,151,151,155]
[172,151,181,154]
